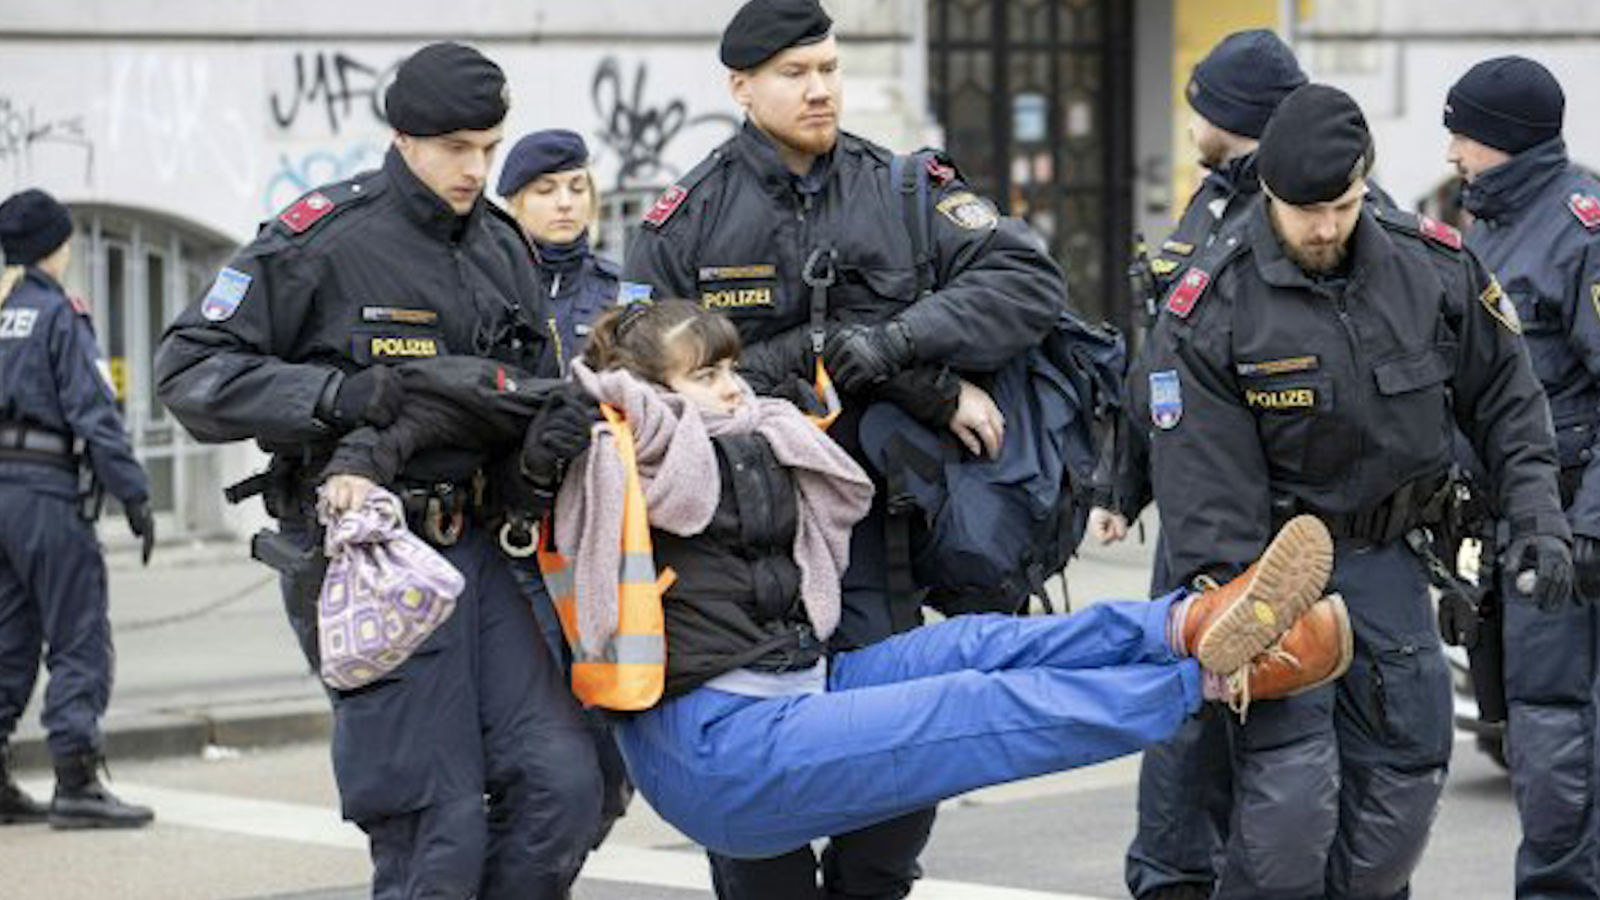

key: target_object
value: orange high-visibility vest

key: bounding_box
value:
[540,404,674,711]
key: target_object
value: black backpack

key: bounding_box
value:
[858,152,1126,616]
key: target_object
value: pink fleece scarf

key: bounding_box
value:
[554,360,873,654]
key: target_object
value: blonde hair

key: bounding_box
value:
[508,168,602,241]
[0,266,22,305]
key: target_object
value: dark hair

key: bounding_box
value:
[583,299,742,385]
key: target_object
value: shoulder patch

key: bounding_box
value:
[278,191,336,234]
[1480,274,1521,334]
[201,267,253,322]
[1150,370,1182,430]
[1568,193,1600,231]
[935,191,998,230]
[925,156,956,187]
[1418,215,1462,250]
[1164,268,1211,318]
[641,185,688,228]
[68,293,91,317]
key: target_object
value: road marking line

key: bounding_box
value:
[23,780,1113,899]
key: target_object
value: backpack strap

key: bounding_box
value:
[891,152,939,297]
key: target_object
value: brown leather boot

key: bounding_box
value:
[1181,514,1333,673]
[1220,594,1355,713]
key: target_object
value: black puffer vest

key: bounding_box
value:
[651,432,824,698]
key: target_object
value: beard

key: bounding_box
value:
[1282,237,1349,275]
[768,114,839,158]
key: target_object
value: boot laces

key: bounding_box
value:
[1225,644,1302,721]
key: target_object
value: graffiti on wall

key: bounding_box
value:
[591,57,738,190]
[0,96,96,184]
[104,53,258,197]
[263,141,385,215]
[269,51,398,136]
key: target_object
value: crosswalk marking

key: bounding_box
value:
[22,779,1114,900]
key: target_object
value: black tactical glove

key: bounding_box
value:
[1504,533,1575,612]
[124,498,155,566]
[873,365,962,428]
[323,367,405,430]
[824,320,915,393]
[521,384,601,488]
[1573,535,1600,605]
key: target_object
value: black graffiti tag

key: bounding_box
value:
[592,57,737,189]
[0,96,95,184]
[270,52,397,134]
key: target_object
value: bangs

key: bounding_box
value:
[665,308,742,371]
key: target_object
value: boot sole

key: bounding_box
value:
[1283,593,1356,697]
[49,813,154,830]
[0,813,49,825]
[1195,515,1333,673]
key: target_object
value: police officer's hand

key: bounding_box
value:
[1088,507,1129,546]
[327,367,405,430]
[1505,534,1575,612]
[124,498,155,566]
[521,383,601,487]
[824,320,915,393]
[948,378,1004,459]
[1572,535,1600,605]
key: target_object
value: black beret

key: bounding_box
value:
[385,42,509,137]
[720,0,833,70]
[1186,29,1306,140]
[1445,56,1564,154]
[0,188,72,267]
[497,130,590,198]
[1258,84,1373,205]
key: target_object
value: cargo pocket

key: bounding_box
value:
[1345,636,1454,769]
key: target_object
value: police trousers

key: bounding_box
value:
[1127,530,1234,898]
[1213,541,1452,900]
[1502,568,1600,900]
[0,483,112,758]
[614,599,1203,860]
[280,525,602,900]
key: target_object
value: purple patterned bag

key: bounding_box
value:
[316,486,465,690]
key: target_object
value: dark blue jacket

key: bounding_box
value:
[533,242,618,374]
[1462,137,1600,538]
[0,267,147,503]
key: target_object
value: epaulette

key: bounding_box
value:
[1371,205,1463,252]
[273,174,377,238]
[68,293,92,318]
[1162,230,1246,320]
[640,141,732,230]
[1568,192,1600,231]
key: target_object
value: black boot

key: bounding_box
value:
[0,743,48,825]
[49,751,154,830]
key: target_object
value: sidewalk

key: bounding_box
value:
[11,537,328,770]
[11,518,1162,771]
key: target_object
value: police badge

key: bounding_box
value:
[1150,369,1182,430]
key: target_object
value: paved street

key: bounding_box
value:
[3,521,1522,899]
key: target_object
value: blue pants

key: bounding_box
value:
[1128,529,1234,898]
[281,526,602,900]
[0,485,112,758]
[615,598,1202,859]
[1214,541,1452,900]
[1502,569,1600,899]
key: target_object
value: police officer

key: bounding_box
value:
[0,189,155,830]
[1090,31,1306,899]
[496,127,634,847]
[498,129,620,372]
[156,43,603,900]
[622,1,1065,896]
[1147,84,1570,900]
[1444,56,1600,900]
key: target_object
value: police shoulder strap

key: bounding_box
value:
[1162,226,1247,321]
[888,150,940,298]
[639,138,734,230]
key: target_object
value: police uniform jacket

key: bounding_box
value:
[622,123,1064,386]
[533,242,618,373]
[1462,137,1600,536]
[0,267,148,504]
[156,147,554,497]
[651,432,822,698]
[1148,199,1566,583]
